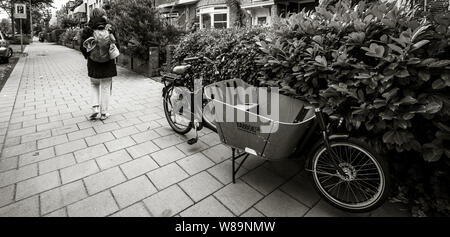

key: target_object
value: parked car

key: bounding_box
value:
[0,31,13,63]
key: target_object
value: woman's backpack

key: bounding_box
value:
[83,27,116,63]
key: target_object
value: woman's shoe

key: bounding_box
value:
[89,113,99,120]
[99,113,109,121]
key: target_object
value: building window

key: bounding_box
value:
[214,14,227,28]
[202,14,211,29]
[198,6,229,29]
[257,17,267,25]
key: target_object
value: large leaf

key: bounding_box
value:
[388,43,403,54]
[362,43,385,58]
[411,40,430,51]
[423,143,444,162]
[418,71,431,82]
[394,96,418,106]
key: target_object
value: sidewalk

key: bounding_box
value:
[0,42,410,217]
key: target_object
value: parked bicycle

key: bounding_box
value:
[162,58,390,213]
[161,56,217,145]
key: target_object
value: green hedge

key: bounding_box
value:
[256,1,450,216]
[172,27,266,87]
[171,0,450,216]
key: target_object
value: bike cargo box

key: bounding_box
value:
[205,79,315,160]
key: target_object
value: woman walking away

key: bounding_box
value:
[80,8,120,121]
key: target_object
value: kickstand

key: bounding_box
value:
[187,123,199,145]
[232,148,249,183]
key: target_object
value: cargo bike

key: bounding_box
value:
[162,56,390,213]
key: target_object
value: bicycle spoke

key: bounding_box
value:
[350,180,372,201]
[347,180,360,203]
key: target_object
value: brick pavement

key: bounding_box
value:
[0,42,410,217]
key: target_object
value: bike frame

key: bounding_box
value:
[161,73,205,132]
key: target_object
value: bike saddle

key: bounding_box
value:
[173,65,191,75]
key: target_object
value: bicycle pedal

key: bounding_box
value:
[187,138,198,145]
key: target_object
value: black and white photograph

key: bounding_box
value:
[0,0,448,228]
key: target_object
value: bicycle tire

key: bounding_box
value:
[163,86,192,135]
[309,137,390,212]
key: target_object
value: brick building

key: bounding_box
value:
[156,0,319,30]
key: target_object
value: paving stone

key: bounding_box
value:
[4,136,21,147]
[179,171,223,202]
[241,155,266,170]
[51,124,79,136]
[202,144,233,164]
[208,160,248,185]
[111,202,151,217]
[143,185,193,217]
[55,139,87,156]
[38,154,76,175]
[180,196,234,217]
[255,190,309,217]
[63,116,87,126]
[150,146,186,166]
[40,181,88,215]
[37,134,68,149]
[93,122,120,134]
[1,142,37,158]
[73,144,108,163]
[176,153,215,175]
[47,113,72,122]
[19,147,55,167]
[263,159,302,179]
[67,191,119,217]
[85,132,115,147]
[0,164,38,188]
[60,160,99,184]
[96,150,133,170]
[15,171,61,200]
[175,140,210,156]
[126,140,160,159]
[21,130,52,143]
[240,208,265,217]
[242,166,286,195]
[84,167,127,195]
[117,118,142,128]
[120,155,159,179]
[131,130,160,143]
[135,121,161,132]
[37,121,63,132]
[111,176,157,208]
[0,185,15,208]
[214,182,263,215]
[22,117,49,128]
[67,128,96,141]
[280,173,320,208]
[0,196,39,217]
[147,163,189,190]
[152,134,185,149]
[0,157,18,172]
[199,132,221,146]
[44,208,67,217]
[105,136,136,152]
[112,126,140,138]
[6,126,36,138]
[77,120,96,130]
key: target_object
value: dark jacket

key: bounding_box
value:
[81,17,119,79]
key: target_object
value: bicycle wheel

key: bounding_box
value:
[309,138,390,212]
[163,86,192,135]
[202,100,217,132]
